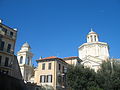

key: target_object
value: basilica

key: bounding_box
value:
[78,29,109,71]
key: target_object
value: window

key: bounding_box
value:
[7,44,11,53]
[48,63,51,70]
[40,75,46,83]
[0,26,2,31]
[47,75,52,83]
[40,75,52,83]
[2,28,7,35]
[10,31,13,37]
[94,35,96,41]
[5,57,9,67]
[42,63,45,70]
[0,56,2,65]
[2,70,8,75]
[87,37,89,41]
[59,64,61,70]
[20,56,23,64]
[0,41,4,51]
[91,35,93,42]
[27,57,30,65]
[62,66,64,73]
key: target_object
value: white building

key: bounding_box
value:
[78,29,109,71]
[17,42,34,82]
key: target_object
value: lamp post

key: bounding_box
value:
[111,58,114,75]
[64,68,67,90]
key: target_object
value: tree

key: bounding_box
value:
[66,65,102,90]
[97,60,120,90]
[66,60,120,90]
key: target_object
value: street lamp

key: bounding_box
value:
[111,58,114,74]
[64,68,67,90]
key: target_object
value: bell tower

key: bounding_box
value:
[17,42,34,82]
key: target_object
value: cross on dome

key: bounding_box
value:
[89,28,97,35]
[91,28,93,32]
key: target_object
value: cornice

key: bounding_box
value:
[78,42,109,49]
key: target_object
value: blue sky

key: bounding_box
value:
[0,0,120,66]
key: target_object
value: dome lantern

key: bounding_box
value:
[87,28,99,43]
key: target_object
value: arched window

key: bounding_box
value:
[91,35,93,42]
[87,36,89,40]
[87,37,89,42]
[27,57,30,65]
[94,35,96,41]
[20,56,23,64]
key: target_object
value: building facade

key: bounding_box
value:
[17,42,34,82]
[34,56,68,90]
[0,20,22,79]
[78,29,110,71]
[63,56,81,66]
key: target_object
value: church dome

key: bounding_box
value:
[22,42,31,48]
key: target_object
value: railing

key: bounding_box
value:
[0,30,16,40]
[0,48,14,54]
[6,34,16,40]
[0,30,5,35]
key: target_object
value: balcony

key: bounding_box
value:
[0,48,14,55]
[0,30,5,35]
[0,30,16,40]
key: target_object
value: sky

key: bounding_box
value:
[0,0,120,66]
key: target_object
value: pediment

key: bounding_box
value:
[82,55,103,64]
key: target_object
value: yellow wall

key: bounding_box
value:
[34,59,68,90]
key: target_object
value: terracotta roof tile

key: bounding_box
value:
[63,56,79,59]
[40,56,57,60]
[36,56,65,62]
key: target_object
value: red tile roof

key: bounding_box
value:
[39,56,58,60]
[36,56,65,62]
[36,56,80,63]
[63,56,79,59]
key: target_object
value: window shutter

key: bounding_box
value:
[51,75,52,82]
[40,76,42,83]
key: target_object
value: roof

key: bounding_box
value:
[36,56,67,63]
[39,56,58,60]
[63,56,79,60]
[0,23,17,32]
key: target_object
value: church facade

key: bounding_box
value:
[78,29,110,71]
